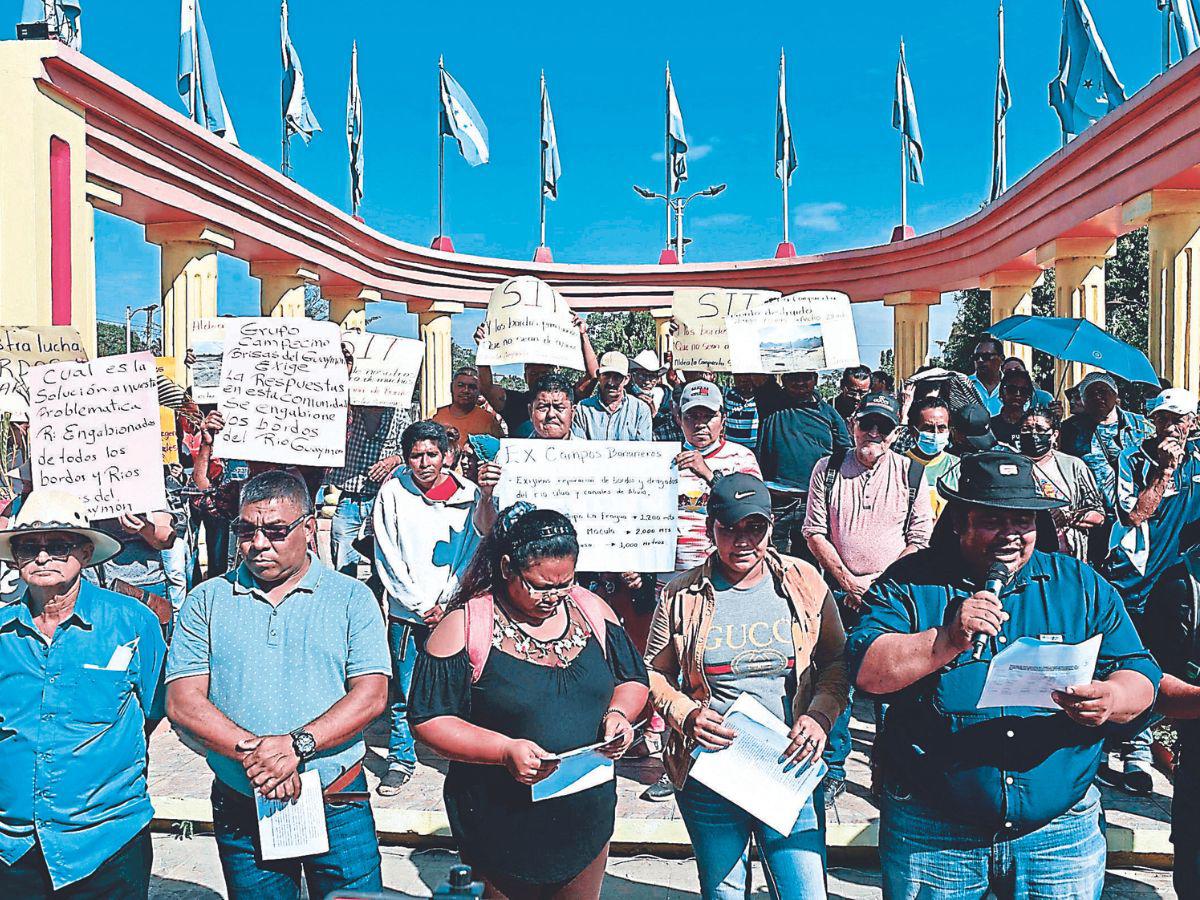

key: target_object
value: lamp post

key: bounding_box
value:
[633,183,726,262]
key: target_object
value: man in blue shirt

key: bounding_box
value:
[0,489,166,898]
[572,351,653,441]
[167,471,390,899]
[848,451,1160,899]
[967,336,1005,415]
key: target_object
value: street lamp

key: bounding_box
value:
[632,183,727,261]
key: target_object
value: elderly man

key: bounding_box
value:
[433,367,504,448]
[849,451,1160,899]
[572,351,653,441]
[0,490,166,898]
[166,471,390,898]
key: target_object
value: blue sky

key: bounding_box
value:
[15,0,1171,366]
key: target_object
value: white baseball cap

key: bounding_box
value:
[630,349,663,372]
[1147,387,1199,417]
[679,379,723,413]
[598,351,629,376]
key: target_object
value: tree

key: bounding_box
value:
[583,311,655,358]
[96,321,146,357]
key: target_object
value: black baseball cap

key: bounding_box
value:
[708,473,772,525]
[951,402,998,452]
[855,392,901,427]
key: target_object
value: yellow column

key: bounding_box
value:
[883,291,940,382]
[1035,238,1115,392]
[0,42,96,354]
[980,268,1044,368]
[409,300,462,418]
[146,223,232,384]
[324,286,381,333]
[1123,190,1200,392]
[250,260,318,318]
[651,307,673,362]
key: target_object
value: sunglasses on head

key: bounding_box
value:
[233,514,309,543]
[11,538,81,562]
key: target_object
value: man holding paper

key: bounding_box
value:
[848,451,1160,899]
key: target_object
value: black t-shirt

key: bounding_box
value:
[500,389,534,434]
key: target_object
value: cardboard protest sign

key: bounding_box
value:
[160,408,180,466]
[669,288,781,372]
[726,291,860,374]
[342,332,424,408]
[496,439,679,572]
[28,352,168,519]
[476,276,585,369]
[0,326,88,421]
[189,318,226,403]
[213,318,349,467]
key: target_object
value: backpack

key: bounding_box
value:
[823,447,926,534]
[1142,546,1200,683]
[463,586,611,683]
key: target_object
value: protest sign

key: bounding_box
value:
[0,558,26,607]
[189,318,226,403]
[160,408,180,466]
[669,288,780,372]
[343,331,424,408]
[28,352,168,519]
[496,439,679,572]
[214,318,349,467]
[0,326,88,420]
[476,276,585,369]
[726,291,860,373]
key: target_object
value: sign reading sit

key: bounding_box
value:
[343,332,424,408]
[0,326,88,420]
[669,288,781,372]
[476,276,585,370]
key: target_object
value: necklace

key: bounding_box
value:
[493,598,589,666]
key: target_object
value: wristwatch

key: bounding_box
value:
[290,729,317,762]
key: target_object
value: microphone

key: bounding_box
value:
[971,562,1010,661]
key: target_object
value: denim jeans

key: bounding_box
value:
[387,620,429,774]
[210,775,382,900]
[331,497,374,575]
[0,826,152,899]
[195,509,231,578]
[161,538,191,614]
[675,778,827,900]
[823,685,853,783]
[1106,725,1154,769]
[879,784,1106,900]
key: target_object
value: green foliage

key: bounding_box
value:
[96,322,146,357]
[583,311,656,357]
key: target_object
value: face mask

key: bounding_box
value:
[1018,431,1053,458]
[916,431,949,455]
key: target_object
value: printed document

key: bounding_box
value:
[977,634,1103,709]
[532,739,616,802]
[688,694,826,835]
[255,770,329,860]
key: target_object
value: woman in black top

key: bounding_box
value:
[410,504,649,899]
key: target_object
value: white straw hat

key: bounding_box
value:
[0,489,121,566]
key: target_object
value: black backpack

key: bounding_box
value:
[1142,545,1200,683]
[823,447,926,536]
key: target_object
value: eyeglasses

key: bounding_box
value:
[517,573,576,601]
[855,418,896,437]
[233,514,310,543]
[11,538,81,562]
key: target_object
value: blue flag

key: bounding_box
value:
[990,3,1011,203]
[1048,0,1126,141]
[21,0,81,49]
[892,40,924,185]
[1169,0,1200,57]
[666,64,688,193]
[776,50,797,185]
[439,63,489,167]
[178,0,237,143]
[281,0,320,144]
[541,73,562,200]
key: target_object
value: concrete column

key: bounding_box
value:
[250,260,318,318]
[324,286,381,332]
[651,307,673,362]
[146,222,232,383]
[409,300,463,418]
[1036,237,1116,392]
[980,267,1044,368]
[1124,190,1200,392]
[883,291,940,382]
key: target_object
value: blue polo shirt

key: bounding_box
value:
[1059,409,1152,516]
[847,547,1160,832]
[165,553,390,796]
[571,394,653,441]
[0,581,165,888]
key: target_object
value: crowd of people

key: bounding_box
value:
[4,321,1200,900]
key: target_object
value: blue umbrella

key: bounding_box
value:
[987,315,1158,386]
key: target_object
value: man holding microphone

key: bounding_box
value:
[847,450,1160,899]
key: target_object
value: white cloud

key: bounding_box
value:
[792,201,847,232]
[651,142,713,163]
[689,212,748,228]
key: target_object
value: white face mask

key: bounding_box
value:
[916,430,949,455]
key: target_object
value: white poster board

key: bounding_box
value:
[0,326,89,421]
[726,291,860,373]
[28,352,168,518]
[496,439,679,572]
[476,276,585,369]
[214,318,349,467]
[669,288,781,372]
[343,332,424,408]
[189,318,227,404]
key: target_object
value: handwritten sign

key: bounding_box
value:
[28,352,168,518]
[343,332,424,408]
[0,326,88,421]
[214,318,348,467]
[160,408,180,466]
[189,318,226,404]
[477,276,585,369]
[727,291,860,373]
[670,288,781,372]
[496,439,679,572]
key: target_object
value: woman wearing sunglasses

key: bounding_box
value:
[410,504,649,899]
[644,473,848,899]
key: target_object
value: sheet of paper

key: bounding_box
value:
[669,288,780,372]
[977,634,1103,709]
[476,276,585,369]
[496,439,679,572]
[726,291,860,374]
[0,326,88,421]
[688,694,826,836]
[255,769,329,861]
[342,331,424,408]
[532,741,616,802]
[189,318,227,404]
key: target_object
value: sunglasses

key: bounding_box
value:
[517,572,576,601]
[11,538,81,562]
[233,514,310,543]
[715,518,771,541]
[975,352,1000,361]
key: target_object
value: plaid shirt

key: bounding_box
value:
[327,407,409,497]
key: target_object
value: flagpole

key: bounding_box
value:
[280,0,288,175]
[781,50,790,247]
[437,56,445,242]
[900,133,908,232]
[664,63,672,248]
[1163,2,1172,73]
[539,71,547,249]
